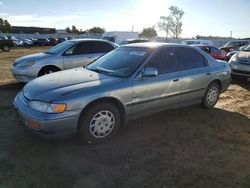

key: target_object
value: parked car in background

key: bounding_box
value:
[56,38,66,44]
[13,43,231,143]
[47,38,58,46]
[102,31,139,43]
[220,40,249,53]
[33,38,48,46]
[0,36,14,52]
[119,39,150,45]
[22,39,33,46]
[13,38,24,46]
[11,39,118,82]
[181,39,213,46]
[229,45,250,78]
[226,45,247,61]
[195,45,226,60]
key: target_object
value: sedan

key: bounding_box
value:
[11,39,118,82]
[220,40,249,53]
[229,45,250,78]
[14,43,231,143]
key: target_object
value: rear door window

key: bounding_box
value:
[91,42,114,53]
[73,42,93,55]
[179,47,206,70]
[146,47,179,74]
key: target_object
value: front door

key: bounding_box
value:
[132,47,182,116]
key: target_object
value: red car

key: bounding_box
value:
[219,40,249,53]
[196,46,226,60]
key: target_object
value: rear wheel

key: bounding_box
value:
[2,45,10,52]
[78,103,121,144]
[202,82,220,109]
[38,66,60,76]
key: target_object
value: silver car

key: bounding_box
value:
[14,43,231,143]
[11,39,118,82]
[229,45,250,78]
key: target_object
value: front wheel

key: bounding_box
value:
[2,45,10,52]
[202,82,220,109]
[38,67,59,76]
[78,103,121,144]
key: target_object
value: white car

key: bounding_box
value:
[181,39,213,46]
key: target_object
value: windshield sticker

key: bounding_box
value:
[129,51,146,56]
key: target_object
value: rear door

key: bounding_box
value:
[132,47,182,116]
[178,47,212,103]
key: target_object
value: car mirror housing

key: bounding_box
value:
[141,67,158,78]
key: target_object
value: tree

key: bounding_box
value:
[65,27,71,33]
[3,20,10,33]
[158,6,184,41]
[139,27,157,38]
[88,27,105,35]
[71,25,78,33]
[0,18,3,33]
[0,18,11,33]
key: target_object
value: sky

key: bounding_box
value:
[0,0,249,38]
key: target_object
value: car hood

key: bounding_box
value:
[22,68,122,102]
[237,51,250,60]
[14,52,52,65]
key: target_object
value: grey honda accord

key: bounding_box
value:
[14,43,231,143]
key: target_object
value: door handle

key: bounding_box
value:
[173,78,179,82]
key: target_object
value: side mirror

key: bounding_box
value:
[141,67,158,78]
[64,50,73,56]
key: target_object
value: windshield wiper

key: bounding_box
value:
[87,66,120,77]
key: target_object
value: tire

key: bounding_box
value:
[78,103,121,144]
[2,45,10,52]
[38,66,60,76]
[202,82,220,109]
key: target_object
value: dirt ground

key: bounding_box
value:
[0,48,250,188]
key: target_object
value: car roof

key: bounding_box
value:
[69,38,111,42]
[123,42,188,49]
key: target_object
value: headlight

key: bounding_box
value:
[229,55,237,63]
[28,101,66,113]
[17,61,35,68]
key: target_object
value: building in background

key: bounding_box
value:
[10,26,56,34]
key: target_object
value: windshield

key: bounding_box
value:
[243,45,250,52]
[87,47,152,77]
[44,41,74,54]
[224,41,242,47]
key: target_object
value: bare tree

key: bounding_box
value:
[158,6,184,41]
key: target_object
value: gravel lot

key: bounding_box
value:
[0,48,249,188]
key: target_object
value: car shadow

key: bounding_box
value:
[1,101,250,187]
[0,82,26,90]
[231,77,250,91]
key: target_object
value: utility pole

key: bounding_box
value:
[230,30,233,38]
[131,25,134,32]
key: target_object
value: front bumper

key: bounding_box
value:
[229,61,250,77]
[11,65,40,82]
[13,92,82,139]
